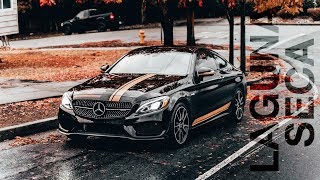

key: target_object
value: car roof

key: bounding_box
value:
[128,46,204,54]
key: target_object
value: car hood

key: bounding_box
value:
[71,73,186,103]
[63,19,75,24]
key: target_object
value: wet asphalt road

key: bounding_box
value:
[0,114,262,180]
[1,103,319,180]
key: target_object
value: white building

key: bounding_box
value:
[0,0,19,36]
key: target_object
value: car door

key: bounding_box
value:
[190,49,226,119]
[88,10,99,30]
[212,52,239,105]
[81,10,91,30]
[73,10,88,31]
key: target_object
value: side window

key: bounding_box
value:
[83,10,89,18]
[214,54,232,70]
[196,50,218,71]
[89,10,99,16]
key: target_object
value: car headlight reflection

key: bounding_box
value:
[61,92,73,110]
[136,96,170,114]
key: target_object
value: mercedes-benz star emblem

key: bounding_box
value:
[93,102,106,117]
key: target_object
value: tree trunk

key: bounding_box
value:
[227,10,234,65]
[186,4,195,46]
[141,0,147,24]
[158,0,174,46]
[161,19,174,46]
[240,0,246,73]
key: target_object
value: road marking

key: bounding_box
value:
[196,72,319,180]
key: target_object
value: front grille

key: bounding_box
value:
[72,100,132,120]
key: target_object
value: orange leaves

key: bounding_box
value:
[9,134,65,147]
[103,0,122,4]
[248,0,303,15]
[73,0,122,5]
[178,0,203,8]
[39,0,56,7]
[0,49,128,82]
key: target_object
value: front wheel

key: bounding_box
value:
[63,25,72,35]
[98,23,107,32]
[229,89,245,122]
[167,103,190,147]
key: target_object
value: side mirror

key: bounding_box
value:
[197,67,215,77]
[100,64,110,72]
[74,17,80,20]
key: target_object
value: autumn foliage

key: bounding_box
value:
[40,0,122,7]
[39,0,55,7]
[248,0,304,15]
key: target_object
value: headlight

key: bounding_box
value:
[136,96,170,114]
[61,92,73,110]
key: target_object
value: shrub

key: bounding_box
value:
[307,8,320,21]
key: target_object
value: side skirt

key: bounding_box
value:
[191,112,229,129]
[191,102,231,128]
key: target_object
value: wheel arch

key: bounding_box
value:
[167,92,193,121]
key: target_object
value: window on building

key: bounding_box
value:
[0,0,12,9]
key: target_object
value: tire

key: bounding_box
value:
[229,88,245,122]
[67,135,87,142]
[63,25,72,35]
[167,103,190,148]
[98,23,107,32]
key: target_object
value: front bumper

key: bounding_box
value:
[58,106,169,141]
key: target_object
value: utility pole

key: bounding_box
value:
[240,0,246,73]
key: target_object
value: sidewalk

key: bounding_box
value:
[0,79,86,105]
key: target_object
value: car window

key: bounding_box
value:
[214,54,232,70]
[89,10,99,16]
[76,10,88,19]
[76,11,85,19]
[195,50,218,71]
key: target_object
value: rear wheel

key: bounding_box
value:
[167,103,190,147]
[98,23,107,32]
[229,89,245,122]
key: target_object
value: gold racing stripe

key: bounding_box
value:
[192,102,231,127]
[108,74,156,102]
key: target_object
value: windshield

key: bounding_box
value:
[76,11,86,19]
[109,52,192,76]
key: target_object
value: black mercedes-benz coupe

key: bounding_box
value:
[58,46,247,146]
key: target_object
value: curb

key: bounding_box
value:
[0,117,58,142]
